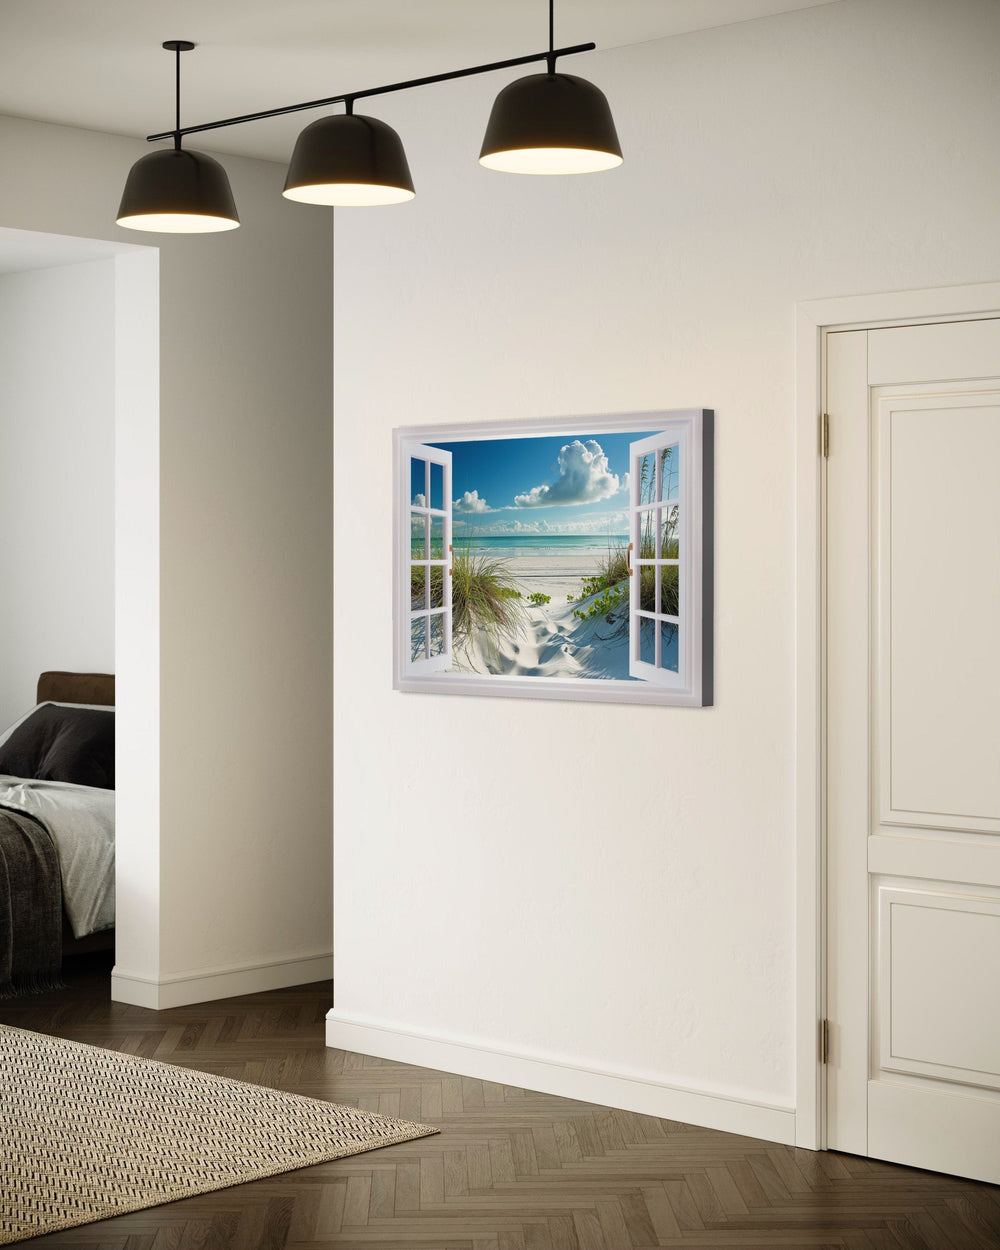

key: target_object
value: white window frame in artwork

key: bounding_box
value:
[630,417,705,695]
[398,442,453,676]
[392,410,713,707]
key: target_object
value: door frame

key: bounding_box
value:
[0,224,160,999]
[793,281,1000,1150]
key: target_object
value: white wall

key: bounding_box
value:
[329,0,1000,1136]
[0,260,115,731]
[0,117,333,1006]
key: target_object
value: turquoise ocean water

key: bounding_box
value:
[455,533,628,557]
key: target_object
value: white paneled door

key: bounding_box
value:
[826,317,1000,1183]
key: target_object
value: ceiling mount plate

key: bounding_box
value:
[162,40,195,53]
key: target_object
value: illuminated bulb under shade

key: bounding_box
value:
[479,146,622,175]
[116,149,239,233]
[283,114,415,207]
[283,183,414,207]
[116,212,240,233]
[479,72,622,176]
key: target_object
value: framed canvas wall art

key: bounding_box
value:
[393,409,713,707]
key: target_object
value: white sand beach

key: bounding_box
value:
[505,554,601,603]
[456,553,634,681]
[458,596,633,680]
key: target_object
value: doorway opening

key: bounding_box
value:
[0,224,159,1000]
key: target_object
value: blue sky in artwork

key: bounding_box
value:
[430,430,654,536]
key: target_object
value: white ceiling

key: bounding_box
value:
[0,1,839,162]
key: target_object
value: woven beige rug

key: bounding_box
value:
[0,1023,437,1244]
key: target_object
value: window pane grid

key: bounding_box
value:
[410,564,426,610]
[404,444,452,671]
[409,562,449,609]
[409,610,448,662]
[632,439,683,675]
[410,513,426,559]
[660,444,679,502]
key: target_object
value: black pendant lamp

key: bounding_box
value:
[119,17,615,231]
[117,42,240,233]
[479,0,622,175]
[283,100,414,206]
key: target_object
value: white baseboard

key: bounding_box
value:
[325,1011,796,1146]
[111,951,333,1010]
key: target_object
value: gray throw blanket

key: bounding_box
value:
[0,805,62,998]
[0,778,114,938]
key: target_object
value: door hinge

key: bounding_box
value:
[821,412,830,459]
[820,1018,830,1064]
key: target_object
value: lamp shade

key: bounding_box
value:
[283,114,415,206]
[116,148,240,233]
[479,72,622,175]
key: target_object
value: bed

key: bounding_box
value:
[0,671,115,997]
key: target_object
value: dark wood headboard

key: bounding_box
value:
[37,671,115,707]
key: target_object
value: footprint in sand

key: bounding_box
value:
[537,637,580,667]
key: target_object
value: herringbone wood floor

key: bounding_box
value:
[2,956,997,1250]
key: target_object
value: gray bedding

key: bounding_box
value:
[0,777,114,938]
[0,805,62,997]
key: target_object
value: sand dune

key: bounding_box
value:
[457,595,633,681]
[450,548,637,681]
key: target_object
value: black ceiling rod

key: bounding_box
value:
[162,39,194,150]
[145,41,597,144]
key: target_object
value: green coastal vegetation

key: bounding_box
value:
[569,446,679,639]
[410,518,679,657]
[449,541,524,669]
[569,512,678,644]
[410,540,524,670]
[451,541,523,651]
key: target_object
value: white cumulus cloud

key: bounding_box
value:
[514,439,622,509]
[453,489,491,514]
[412,492,426,507]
